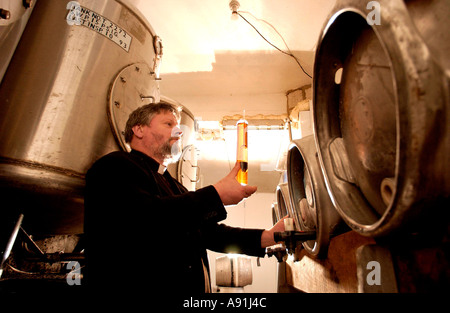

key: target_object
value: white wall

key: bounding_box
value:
[207,192,279,293]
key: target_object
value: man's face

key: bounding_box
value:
[141,110,182,163]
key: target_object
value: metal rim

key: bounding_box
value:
[276,183,291,220]
[313,0,447,237]
[107,62,160,152]
[287,135,344,258]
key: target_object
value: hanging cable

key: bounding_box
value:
[236,11,312,79]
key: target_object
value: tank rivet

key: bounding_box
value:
[23,0,34,9]
[0,9,11,19]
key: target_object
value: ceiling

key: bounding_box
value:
[132,0,336,99]
[129,0,338,192]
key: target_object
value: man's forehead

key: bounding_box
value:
[152,110,179,122]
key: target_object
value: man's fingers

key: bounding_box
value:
[230,161,240,177]
[243,185,257,197]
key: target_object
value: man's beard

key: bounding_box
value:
[158,138,182,164]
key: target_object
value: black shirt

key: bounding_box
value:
[84,150,265,296]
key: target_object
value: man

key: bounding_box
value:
[84,103,285,295]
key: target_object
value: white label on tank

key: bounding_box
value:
[66,2,132,52]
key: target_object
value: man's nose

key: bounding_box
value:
[171,126,183,138]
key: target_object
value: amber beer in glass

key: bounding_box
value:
[236,118,248,185]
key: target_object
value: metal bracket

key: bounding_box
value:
[0,214,24,278]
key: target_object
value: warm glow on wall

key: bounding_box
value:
[195,125,290,172]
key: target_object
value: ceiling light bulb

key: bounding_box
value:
[229,0,240,14]
[229,0,240,21]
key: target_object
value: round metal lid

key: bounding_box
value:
[176,144,200,191]
[108,62,160,151]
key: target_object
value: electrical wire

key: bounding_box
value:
[236,11,312,79]
[239,11,291,53]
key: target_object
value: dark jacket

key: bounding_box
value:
[84,150,265,296]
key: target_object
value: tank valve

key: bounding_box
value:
[273,230,316,257]
[266,245,287,263]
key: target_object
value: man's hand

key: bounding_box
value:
[261,216,288,248]
[213,162,257,205]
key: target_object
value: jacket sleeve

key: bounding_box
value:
[202,223,266,257]
[84,152,227,233]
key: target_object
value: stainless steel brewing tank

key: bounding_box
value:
[0,0,162,235]
[0,0,35,83]
[312,0,450,237]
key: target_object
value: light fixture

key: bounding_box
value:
[229,0,240,20]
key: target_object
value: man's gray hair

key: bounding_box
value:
[124,103,180,143]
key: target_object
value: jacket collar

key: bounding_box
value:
[130,149,167,174]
